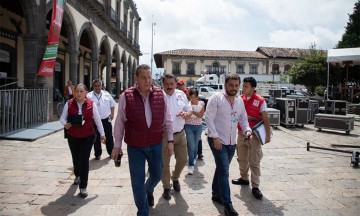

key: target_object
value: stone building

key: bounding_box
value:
[154,47,309,85]
[0,0,141,108]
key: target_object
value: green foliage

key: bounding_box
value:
[336,1,360,48]
[314,86,325,96]
[288,44,327,93]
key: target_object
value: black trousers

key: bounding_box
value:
[198,139,203,156]
[93,118,114,157]
[67,134,95,189]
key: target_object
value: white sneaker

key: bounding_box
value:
[188,166,194,175]
[79,188,88,198]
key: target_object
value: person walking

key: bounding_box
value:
[205,74,251,216]
[112,64,174,216]
[87,79,116,160]
[184,88,205,175]
[60,83,106,198]
[232,77,271,200]
[161,74,192,200]
[64,80,75,101]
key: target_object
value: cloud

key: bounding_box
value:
[136,0,357,73]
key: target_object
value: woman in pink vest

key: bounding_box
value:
[60,83,106,198]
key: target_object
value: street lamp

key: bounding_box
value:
[272,53,277,82]
[150,16,156,74]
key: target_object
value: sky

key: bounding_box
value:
[135,0,357,76]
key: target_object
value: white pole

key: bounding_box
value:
[326,62,329,100]
[150,15,155,75]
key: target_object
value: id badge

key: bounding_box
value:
[230,112,238,122]
[97,101,100,106]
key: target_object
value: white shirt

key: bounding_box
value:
[87,90,116,119]
[60,101,105,136]
[68,86,73,95]
[205,91,251,145]
[166,89,192,133]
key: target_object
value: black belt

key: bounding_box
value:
[174,129,184,135]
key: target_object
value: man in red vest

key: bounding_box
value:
[232,77,271,200]
[112,64,174,215]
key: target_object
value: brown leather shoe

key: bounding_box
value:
[172,180,181,192]
[162,188,171,200]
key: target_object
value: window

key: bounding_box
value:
[211,62,219,75]
[284,65,291,74]
[250,64,258,74]
[236,64,244,74]
[172,62,181,74]
[187,62,195,75]
[272,64,279,74]
[219,67,225,75]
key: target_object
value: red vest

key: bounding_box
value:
[67,98,95,138]
[124,86,165,147]
[238,93,265,131]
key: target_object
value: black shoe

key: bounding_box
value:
[95,156,101,160]
[73,176,80,185]
[162,188,171,200]
[147,194,154,206]
[224,203,238,216]
[252,187,263,199]
[231,178,249,185]
[79,188,88,198]
[211,194,222,205]
[198,154,204,160]
[172,180,181,192]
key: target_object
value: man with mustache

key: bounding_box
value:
[161,74,192,200]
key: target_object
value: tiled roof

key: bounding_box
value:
[154,49,268,67]
[155,49,267,59]
[256,46,326,58]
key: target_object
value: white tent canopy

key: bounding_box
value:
[326,47,360,100]
[327,47,360,64]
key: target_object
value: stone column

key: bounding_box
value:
[22,34,38,87]
[92,56,99,80]
[69,49,79,84]
[116,60,121,98]
[106,61,111,92]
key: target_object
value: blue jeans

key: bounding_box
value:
[184,124,203,166]
[127,143,163,216]
[208,137,236,205]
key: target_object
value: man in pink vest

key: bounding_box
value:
[112,64,174,216]
[232,77,271,200]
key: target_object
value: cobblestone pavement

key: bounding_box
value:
[0,116,360,216]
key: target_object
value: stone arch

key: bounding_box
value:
[78,22,98,81]
[99,35,112,91]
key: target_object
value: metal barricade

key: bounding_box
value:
[0,89,49,135]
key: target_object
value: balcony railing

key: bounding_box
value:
[127,31,133,41]
[107,6,119,24]
[120,21,127,33]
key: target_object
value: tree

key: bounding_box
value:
[288,44,327,93]
[336,0,360,48]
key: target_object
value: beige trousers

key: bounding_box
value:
[161,130,188,189]
[236,134,263,188]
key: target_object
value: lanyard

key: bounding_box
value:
[76,101,83,115]
[223,93,234,110]
[95,92,102,101]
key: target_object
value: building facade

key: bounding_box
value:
[154,47,309,85]
[0,0,141,117]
